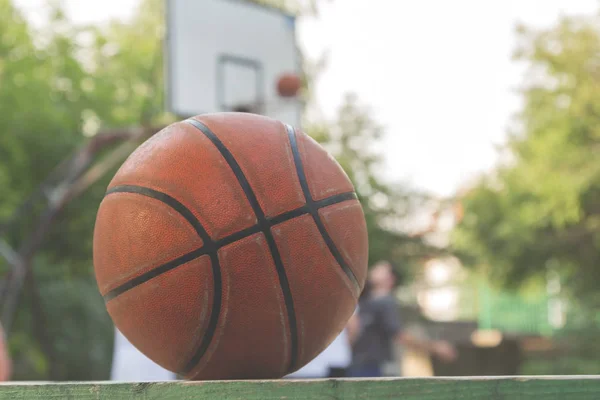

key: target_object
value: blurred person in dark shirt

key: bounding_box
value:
[348,261,456,377]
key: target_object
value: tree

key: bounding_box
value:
[450,12,600,373]
[309,94,443,272]
[451,11,600,297]
[0,0,167,380]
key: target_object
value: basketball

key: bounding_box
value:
[276,73,302,98]
[93,113,368,380]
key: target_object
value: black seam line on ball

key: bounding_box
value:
[106,185,212,244]
[101,188,356,301]
[102,185,222,376]
[215,224,262,248]
[185,118,299,372]
[102,246,209,301]
[285,124,361,292]
[181,252,221,375]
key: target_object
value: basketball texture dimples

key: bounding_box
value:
[93,112,368,380]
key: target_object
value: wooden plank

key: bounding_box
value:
[1,376,600,400]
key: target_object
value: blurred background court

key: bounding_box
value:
[1,0,600,380]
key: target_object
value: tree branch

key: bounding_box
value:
[0,125,162,340]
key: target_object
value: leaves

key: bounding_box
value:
[308,93,443,272]
[451,11,600,296]
[0,0,167,380]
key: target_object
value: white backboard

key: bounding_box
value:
[165,0,302,128]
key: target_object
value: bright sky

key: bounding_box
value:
[15,0,600,197]
[298,0,599,196]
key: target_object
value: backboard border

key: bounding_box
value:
[216,54,264,113]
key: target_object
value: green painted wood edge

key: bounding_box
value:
[1,376,600,400]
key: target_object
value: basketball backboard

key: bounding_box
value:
[165,0,302,128]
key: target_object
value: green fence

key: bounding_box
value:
[477,282,554,336]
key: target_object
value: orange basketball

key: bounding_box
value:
[93,113,368,380]
[276,73,302,97]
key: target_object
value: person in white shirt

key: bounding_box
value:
[286,328,352,379]
[110,328,177,382]
[111,326,354,381]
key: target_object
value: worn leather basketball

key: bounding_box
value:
[93,113,368,380]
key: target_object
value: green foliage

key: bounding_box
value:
[451,9,600,374]
[520,294,600,375]
[451,11,600,296]
[0,0,167,380]
[309,94,441,271]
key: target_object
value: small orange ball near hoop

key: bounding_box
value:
[276,73,302,98]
